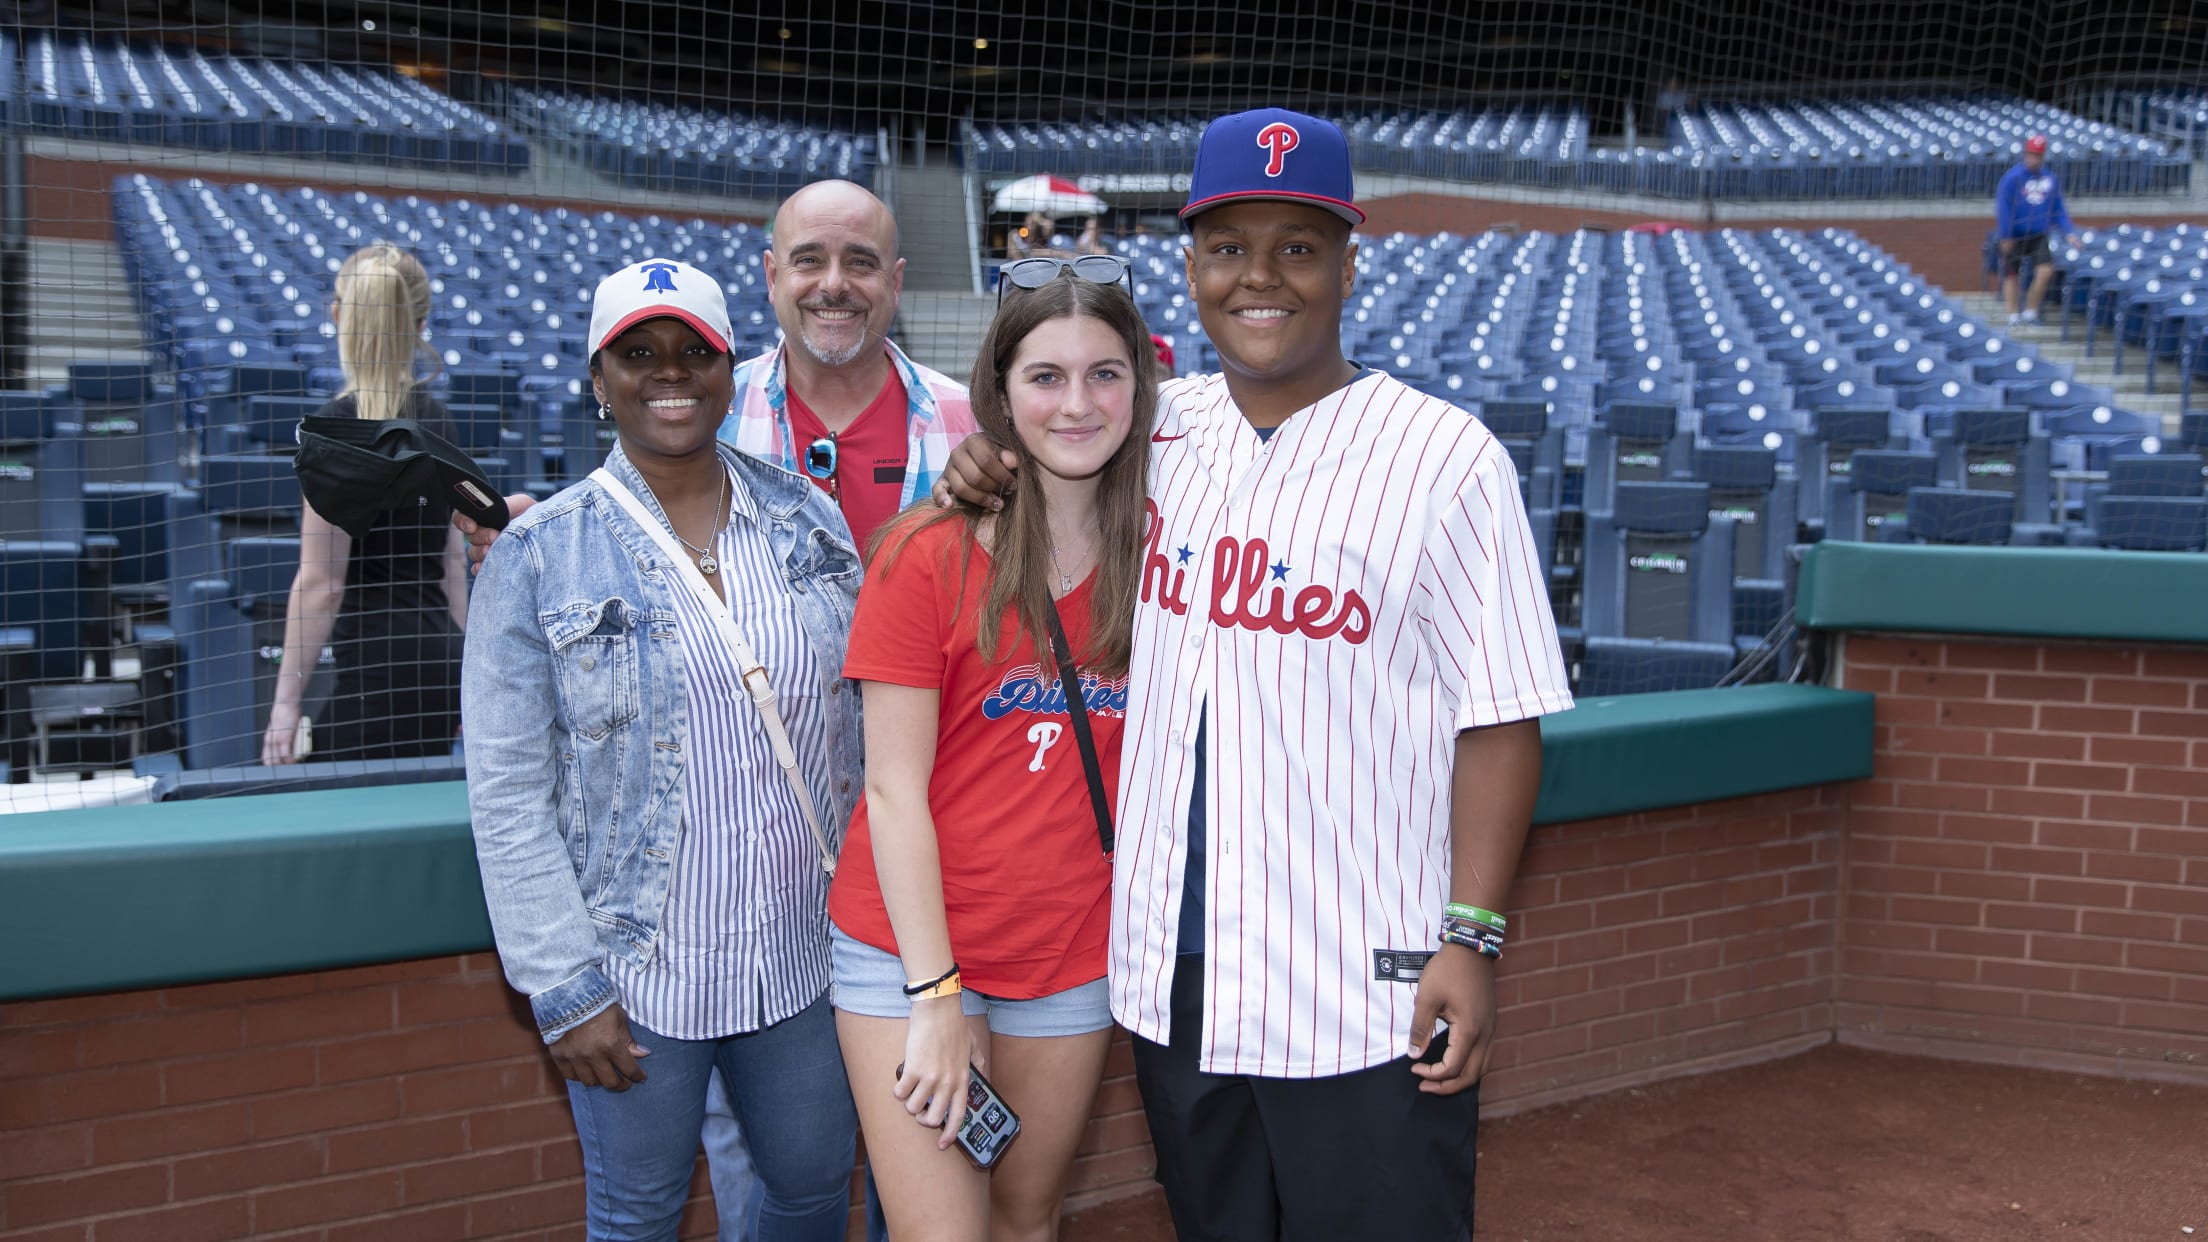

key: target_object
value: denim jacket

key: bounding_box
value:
[462,441,864,1042]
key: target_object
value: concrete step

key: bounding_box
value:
[26,290,137,311]
[25,265,130,287]
[20,238,154,373]
[895,163,978,294]
[28,346,151,367]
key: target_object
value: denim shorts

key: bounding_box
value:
[829,924,1112,1038]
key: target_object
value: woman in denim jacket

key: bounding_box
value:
[463,259,861,1242]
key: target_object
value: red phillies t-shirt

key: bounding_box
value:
[786,367,909,551]
[828,519,1121,999]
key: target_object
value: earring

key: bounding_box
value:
[596,402,611,421]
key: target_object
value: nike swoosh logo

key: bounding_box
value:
[1152,431,1189,443]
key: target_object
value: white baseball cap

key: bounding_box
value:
[587,258,733,355]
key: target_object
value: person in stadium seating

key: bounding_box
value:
[1996,133,2081,326]
[933,108,1572,1241]
[828,259,1152,1242]
[1076,215,1112,256]
[463,259,859,1242]
[261,242,468,766]
[453,179,970,1241]
[1011,211,1057,260]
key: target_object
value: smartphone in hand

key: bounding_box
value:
[898,1062,1023,1170]
[952,1064,1021,1170]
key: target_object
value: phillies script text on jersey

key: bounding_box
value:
[980,663,1131,720]
[1140,499,1373,643]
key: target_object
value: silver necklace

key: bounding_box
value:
[669,466,729,576]
[1047,542,1073,595]
[1047,520,1096,595]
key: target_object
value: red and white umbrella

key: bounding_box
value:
[990,174,1107,216]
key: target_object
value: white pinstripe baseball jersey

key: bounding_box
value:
[1108,369,1573,1078]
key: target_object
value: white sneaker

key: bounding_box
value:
[2021,310,2039,325]
[2007,313,2022,326]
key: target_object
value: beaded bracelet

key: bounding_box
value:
[1439,923,1503,959]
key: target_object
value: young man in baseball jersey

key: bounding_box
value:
[939,109,1572,1239]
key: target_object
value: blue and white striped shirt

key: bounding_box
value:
[605,462,836,1040]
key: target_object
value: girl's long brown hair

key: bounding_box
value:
[871,274,1156,678]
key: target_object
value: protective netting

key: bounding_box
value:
[0,3,2201,803]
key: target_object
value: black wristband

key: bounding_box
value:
[901,962,961,997]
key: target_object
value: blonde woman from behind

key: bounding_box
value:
[261,242,471,765]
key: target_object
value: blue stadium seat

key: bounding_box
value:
[0,540,92,684]
[205,394,322,457]
[203,365,311,432]
[1581,481,1737,643]
[2078,496,2208,551]
[53,363,182,486]
[1903,487,2017,546]
[1575,480,1742,694]
[174,535,316,770]
[2107,453,2206,497]
[966,97,2180,204]
[1830,450,1938,541]
[1476,400,1564,512]
[513,89,873,196]
[81,481,183,626]
[1797,407,1897,537]
[1584,403,1690,511]
[22,36,526,173]
[1934,407,2056,537]
[164,455,302,671]
[1692,445,1796,582]
[555,394,617,484]
[0,393,63,543]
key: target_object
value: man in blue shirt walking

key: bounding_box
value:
[1995,133,2081,326]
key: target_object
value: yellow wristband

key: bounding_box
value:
[908,971,962,1001]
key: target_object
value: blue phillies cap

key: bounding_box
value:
[1180,108,1365,226]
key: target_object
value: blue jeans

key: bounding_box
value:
[703,1070,761,1242]
[567,995,856,1242]
[705,1072,890,1242]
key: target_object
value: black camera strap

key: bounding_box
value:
[1044,601,1116,856]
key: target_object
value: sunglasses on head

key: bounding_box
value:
[805,435,838,499]
[996,255,1133,307]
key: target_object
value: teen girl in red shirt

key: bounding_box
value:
[828,257,1154,1241]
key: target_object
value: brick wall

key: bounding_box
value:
[0,789,1842,1239]
[9,643,2206,1236]
[1484,787,1842,1114]
[1836,636,2208,1080]
[0,953,1153,1240]
[0,956,653,1242]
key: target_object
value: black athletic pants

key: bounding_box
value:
[1131,955,1480,1242]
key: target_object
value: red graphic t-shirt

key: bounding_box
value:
[786,369,909,551]
[828,519,1121,1000]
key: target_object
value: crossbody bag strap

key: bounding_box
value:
[591,467,839,876]
[1043,602,1115,856]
